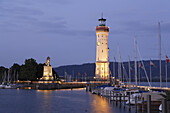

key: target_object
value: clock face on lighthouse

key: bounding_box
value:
[97,41,100,46]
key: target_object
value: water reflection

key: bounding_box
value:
[90,94,113,113]
[0,89,134,113]
[36,90,52,113]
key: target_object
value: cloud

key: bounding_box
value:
[38,28,94,37]
[108,21,160,38]
[0,0,68,34]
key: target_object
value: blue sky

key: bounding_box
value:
[0,0,170,68]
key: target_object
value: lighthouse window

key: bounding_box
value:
[102,50,103,52]
[98,34,99,37]
[102,35,103,37]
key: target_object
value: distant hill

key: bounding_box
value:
[53,60,170,81]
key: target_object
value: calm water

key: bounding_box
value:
[0,88,136,113]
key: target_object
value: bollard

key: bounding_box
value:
[128,94,131,111]
[162,99,167,113]
[135,96,137,113]
[123,94,126,108]
[116,93,118,104]
[147,95,151,113]
[89,86,91,92]
[113,91,114,101]
[142,97,144,113]
[119,93,122,103]
[105,90,107,96]
[110,91,112,100]
[106,90,108,96]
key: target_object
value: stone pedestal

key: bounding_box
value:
[42,66,54,80]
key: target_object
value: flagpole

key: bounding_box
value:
[113,49,115,80]
[128,56,131,84]
[150,60,152,86]
[120,56,122,85]
[113,50,116,85]
[122,62,124,83]
[82,73,83,82]
[166,60,168,87]
[159,22,162,87]
[134,36,137,86]
[117,45,120,84]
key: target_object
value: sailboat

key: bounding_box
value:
[0,71,7,89]
[4,69,12,89]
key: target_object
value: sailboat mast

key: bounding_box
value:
[165,60,168,87]
[150,59,152,86]
[159,22,162,87]
[17,72,19,83]
[7,69,10,84]
[120,56,122,83]
[128,56,131,83]
[117,46,120,81]
[134,37,137,86]
[3,71,6,83]
[117,45,122,86]
[138,62,140,85]
[72,70,74,81]
[14,70,16,83]
[113,50,115,80]
[122,61,124,83]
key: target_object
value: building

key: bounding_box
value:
[41,57,54,81]
[95,16,110,80]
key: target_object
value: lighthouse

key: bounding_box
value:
[95,15,110,80]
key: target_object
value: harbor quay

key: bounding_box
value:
[14,80,109,90]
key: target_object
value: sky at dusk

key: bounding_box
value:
[1,0,170,68]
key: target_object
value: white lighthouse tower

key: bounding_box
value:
[95,15,110,80]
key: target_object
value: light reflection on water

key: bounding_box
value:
[90,95,113,113]
[0,89,133,113]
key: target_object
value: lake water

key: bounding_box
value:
[0,88,136,113]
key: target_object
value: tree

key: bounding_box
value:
[52,69,59,80]
[36,63,44,79]
[20,58,38,81]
